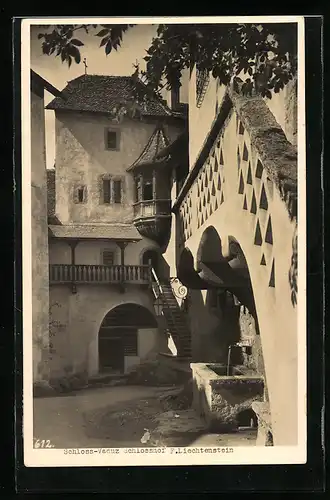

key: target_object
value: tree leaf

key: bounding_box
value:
[100,37,109,47]
[37,33,44,39]
[105,40,112,55]
[71,39,84,46]
[67,44,81,64]
[96,29,109,37]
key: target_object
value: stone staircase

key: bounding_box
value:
[150,270,191,359]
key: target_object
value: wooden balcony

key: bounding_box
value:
[49,264,151,285]
[133,199,172,247]
[133,199,171,219]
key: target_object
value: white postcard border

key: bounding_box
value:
[21,15,307,467]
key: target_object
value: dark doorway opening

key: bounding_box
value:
[99,332,125,373]
[98,304,158,374]
[142,249,160,276]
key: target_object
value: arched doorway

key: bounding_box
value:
[98,303,158,373]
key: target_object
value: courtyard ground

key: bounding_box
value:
[33,385,257,449]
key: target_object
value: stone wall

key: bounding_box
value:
[48,284,161,381]
[31,89,50,383]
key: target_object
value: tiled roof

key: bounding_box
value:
[155,130,189,162]
[46,74,172,118]
[127,125,171,171]
[48,223,142,241]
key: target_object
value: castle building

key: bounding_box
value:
[31,65,298,447]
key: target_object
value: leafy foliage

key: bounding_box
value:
[38,23,297,98]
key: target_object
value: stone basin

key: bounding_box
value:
[190,362,264,432]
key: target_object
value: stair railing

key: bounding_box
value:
[150,267,184,354]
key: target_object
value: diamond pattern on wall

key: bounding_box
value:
[265,216,273,245]
[269,259,275,287]
[260,184,268,211]
[235,113,275,287]
[197,133,225,229]
[179,192,193,242]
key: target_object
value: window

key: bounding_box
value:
[143,181,153,201]
[105,129,119,150]
[135,179,141,202]
[74,185,87,204]
[101,176,124,204]
[77,187,84,203]
[103,179,111,204]
[102,250,115,266]
[113,179,122,204]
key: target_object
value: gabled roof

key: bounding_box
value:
[127,125,171,171]
[46,74,173,118]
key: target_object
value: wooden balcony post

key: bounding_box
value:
[139,174,143,202]
[116,241,129,293]
[68,239,78,293]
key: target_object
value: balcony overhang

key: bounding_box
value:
[133,215,172,248]
[132,199,172,247]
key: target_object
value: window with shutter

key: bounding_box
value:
[113,179,122,204]
[103,179,111,204]
[102,250,114,266]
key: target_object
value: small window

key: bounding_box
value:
[103,179,111,204]
[74,185,87,204]
[77,187,84,203]
[102,250,114,266]
[106,129,119,150]
[143,182,153,201]
[113,179,122,204]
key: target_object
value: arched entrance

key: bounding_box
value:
[98,303,158,373]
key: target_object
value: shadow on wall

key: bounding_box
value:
[188,287,243,365]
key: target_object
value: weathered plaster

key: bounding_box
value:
[49,285,161,380]
[54,112,182,224]
[165,71,298,446]
[31,90,50,383]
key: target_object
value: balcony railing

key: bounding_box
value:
[133,199,171,219]
[49,264,151,285]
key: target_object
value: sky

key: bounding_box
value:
[30,24,188,168]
